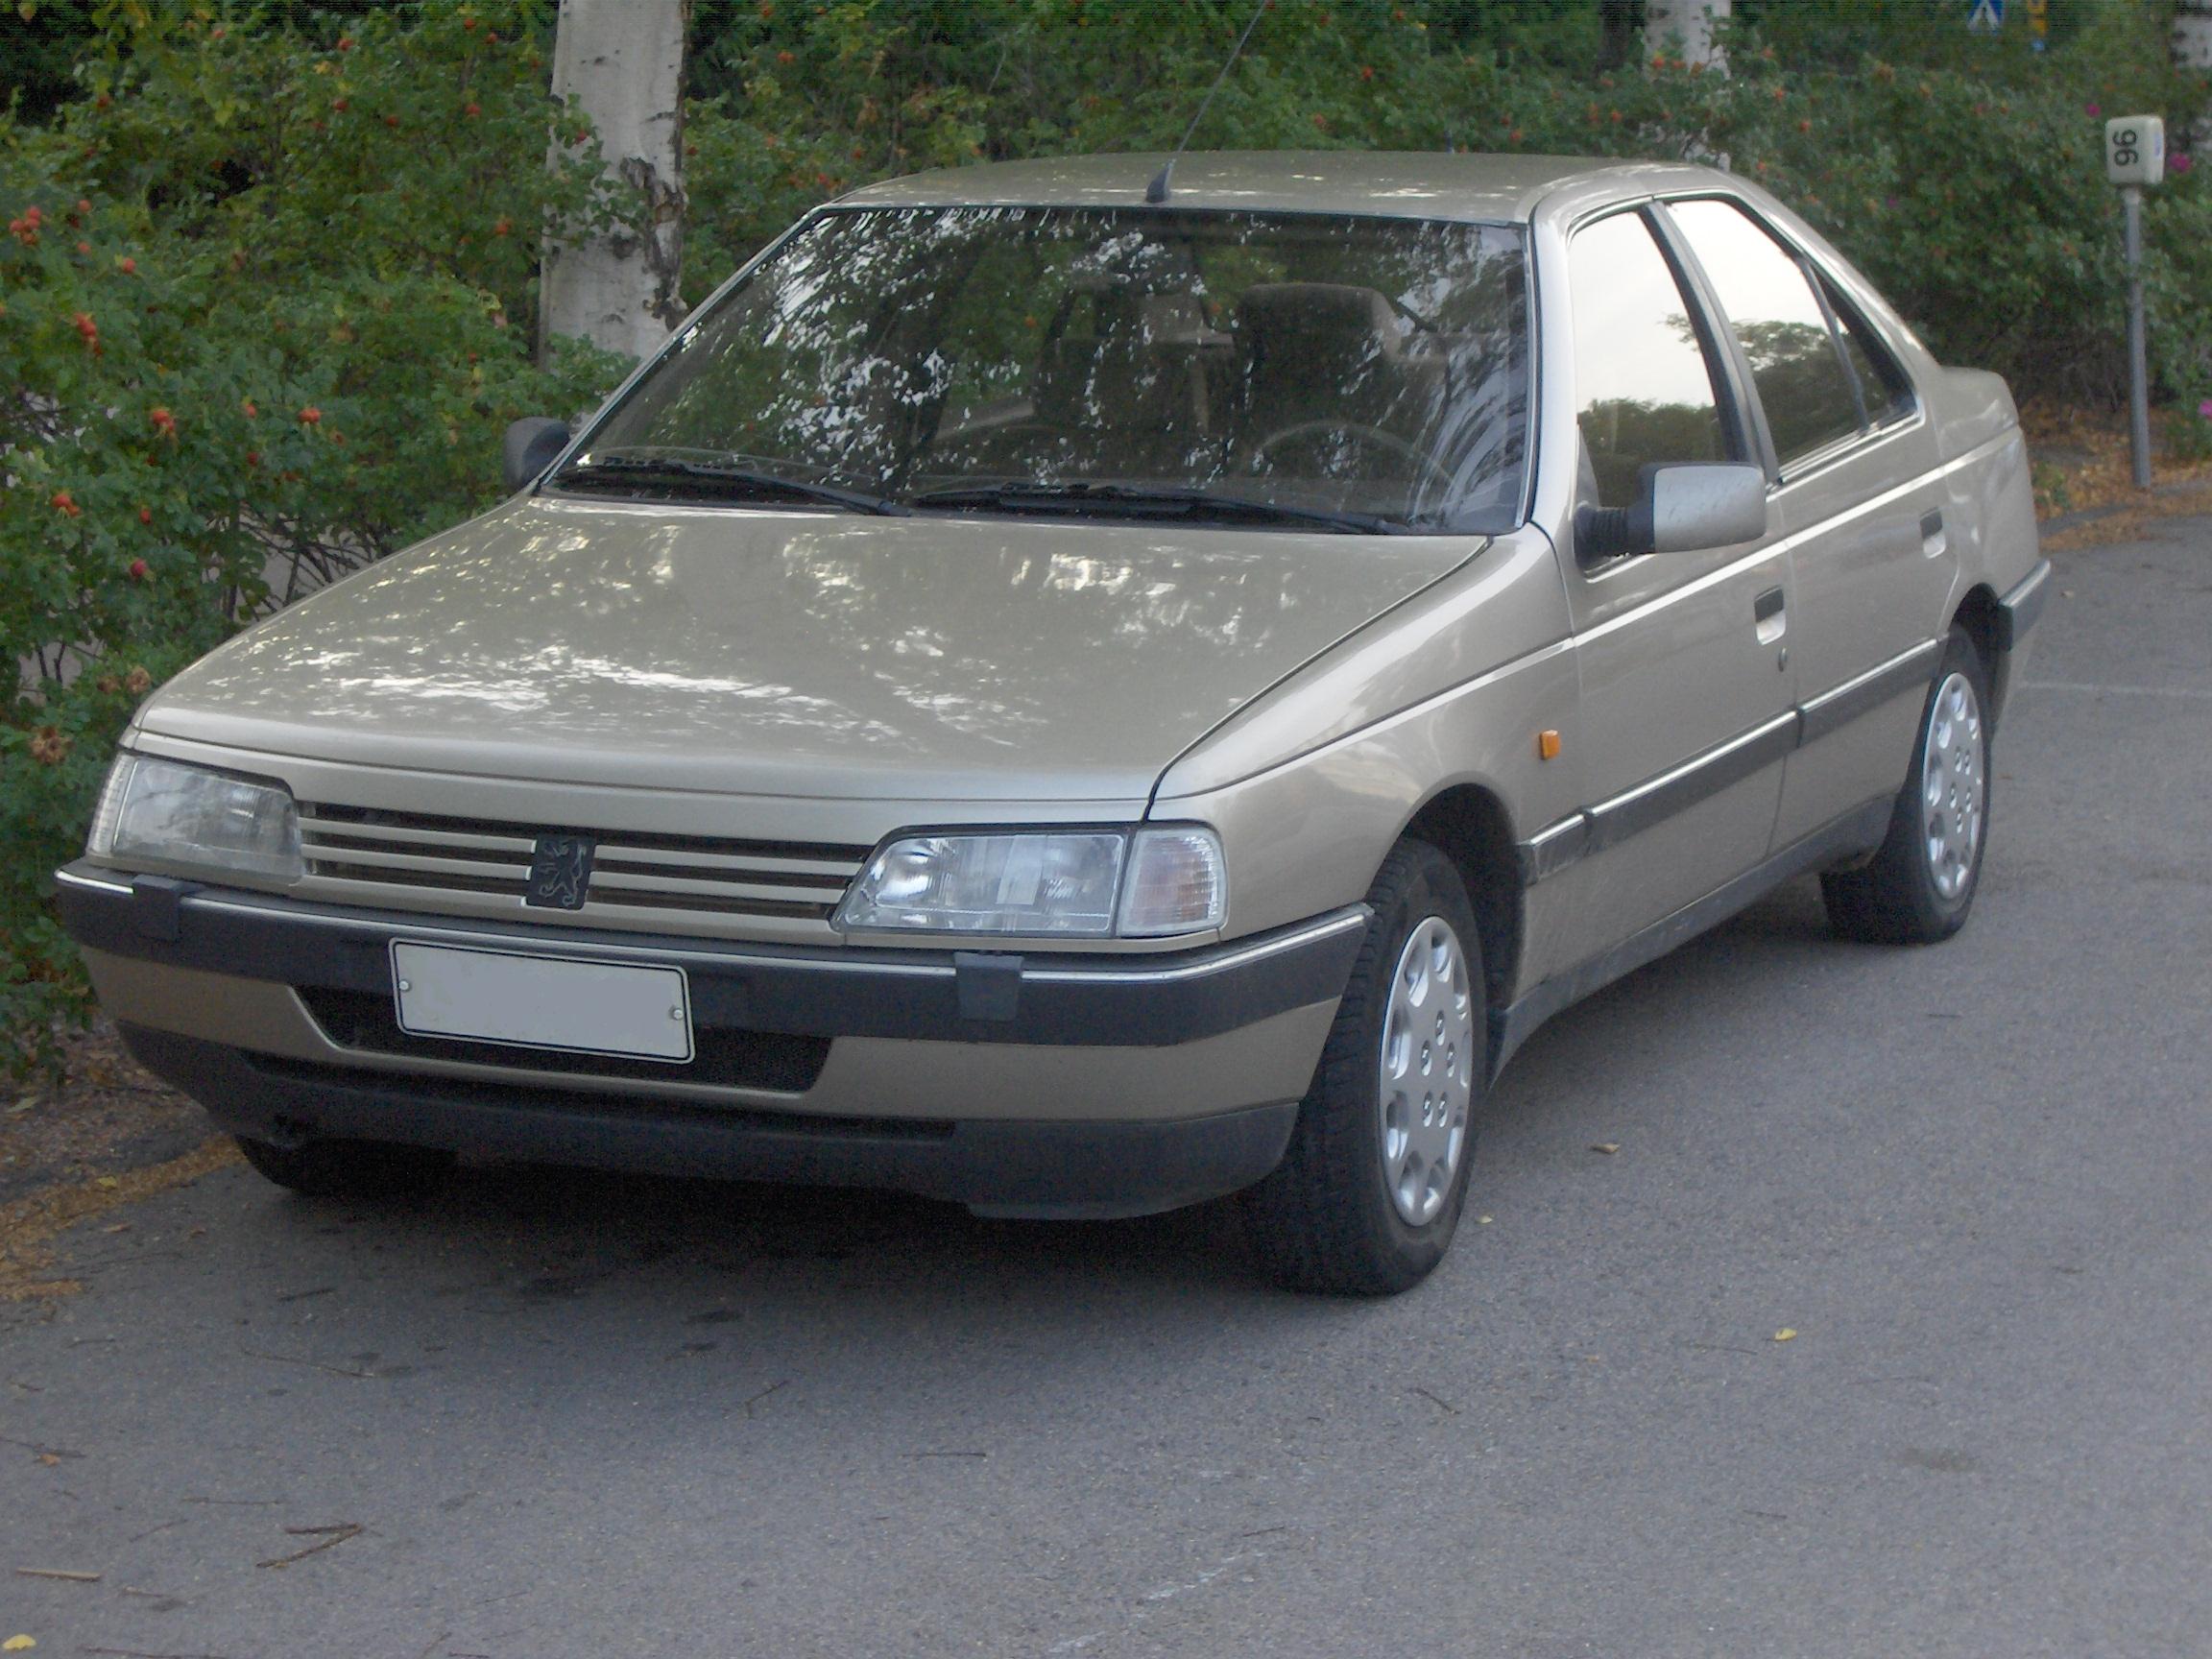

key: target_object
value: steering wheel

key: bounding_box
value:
[1250,420,1454,495]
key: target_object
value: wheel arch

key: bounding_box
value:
[1395,782,1525,1018]
[1950,581,2007,725]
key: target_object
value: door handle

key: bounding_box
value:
[1920,509,1947,558]
[1753,585,1788,661]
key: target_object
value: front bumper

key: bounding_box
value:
[57,863,1361,1217]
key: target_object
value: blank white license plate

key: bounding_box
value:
[391,942,692,1063]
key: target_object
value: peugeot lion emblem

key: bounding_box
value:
[526,833,596,910]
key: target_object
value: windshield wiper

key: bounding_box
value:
[551,454,909,517]
[909,481,1406,535]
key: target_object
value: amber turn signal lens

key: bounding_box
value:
[1537,729,1562,760]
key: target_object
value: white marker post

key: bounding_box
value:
[2104,115,2165,488]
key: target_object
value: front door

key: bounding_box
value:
[1549,206,1795,969]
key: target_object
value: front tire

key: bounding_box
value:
[1822,626,1992,945]
[234,1135,455,1199]
[1240,839,1485,1296]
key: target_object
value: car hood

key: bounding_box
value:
[140,497,1481,802]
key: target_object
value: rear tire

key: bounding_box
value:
[1240,839,1485,1296]
[1822,625,1991,945]
[234,1135,455,1199]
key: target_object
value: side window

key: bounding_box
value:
[1667,199,1863,467]
[1567,210,1731,511]
[1825,281,1917,428]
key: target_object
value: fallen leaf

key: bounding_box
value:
[3,1636,36,1651]
[1476,1214,1493,1225]
[92,1176,119,1190]
[7,1095,36,1116]
[12,1569,98,1583]
[1590,1142,1620,1156]
[1773,1329,1797,1342]
[36,1455,60,1468]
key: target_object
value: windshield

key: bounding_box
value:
[564,206,1531,533]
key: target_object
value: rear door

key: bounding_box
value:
[1660,196,1950,850]
[1548,205,1796,966]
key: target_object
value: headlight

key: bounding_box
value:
[86,753,303,882]
[834,826,1226,939]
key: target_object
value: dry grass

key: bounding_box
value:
[0,1136,240,1303]
[2022,401,2212,549]
[2,1021,207,1209]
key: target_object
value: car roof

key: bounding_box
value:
[834,151,1729,224]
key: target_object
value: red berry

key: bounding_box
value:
[128,558,150,580]
[76,239,91,255]
[138,506,152,524]
[75,198,89,215]
[74,311,98,341]
[242,398,257,418]
[51,490,80,517]
[331,98,348,112]
[298,405,322,424]
[118,255,135,275]
[385,114,400,129]
[245,450,259,467]
[465,102,481,117]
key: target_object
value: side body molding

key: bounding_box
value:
[1515,637,1942,887]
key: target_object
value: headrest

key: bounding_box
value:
[1236,283,1402,363]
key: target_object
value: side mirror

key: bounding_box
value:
[502,417,572,495]
[1576,463,1768,560]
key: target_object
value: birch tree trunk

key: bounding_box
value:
[540,0,688,363]
[1645,0,1729,73]
[2177,0,2212,154]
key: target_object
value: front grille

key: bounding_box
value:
[298,804,868,926]
[299,987,831,1093]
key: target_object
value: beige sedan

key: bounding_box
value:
[59,154,2047,1293]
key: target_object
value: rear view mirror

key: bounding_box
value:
[1576,463,1768,560]
[502,417,572,494]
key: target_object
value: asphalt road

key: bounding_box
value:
[5,518,2208,1659]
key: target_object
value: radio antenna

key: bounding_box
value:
[1146,0,1270,204]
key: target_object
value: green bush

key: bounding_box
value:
[1,1,627,1072]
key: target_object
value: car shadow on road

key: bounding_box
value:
[1481,876,1839,1127]
[406,1156,1268,1296]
